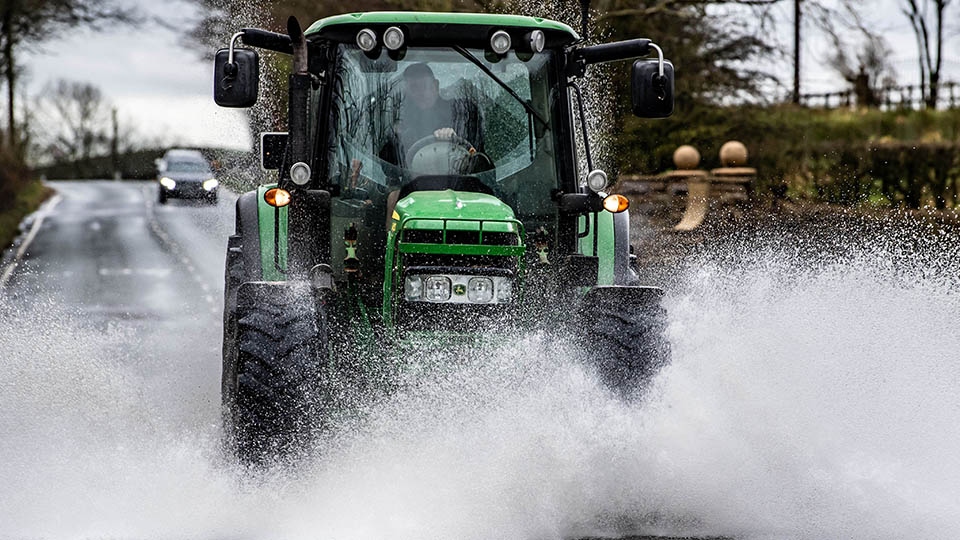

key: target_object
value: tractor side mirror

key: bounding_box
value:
[214,47,259,108]
[260,132,288,170]
[631,59,674,118]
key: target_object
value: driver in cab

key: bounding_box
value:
[384,62,487,173]
[375,62,492,229]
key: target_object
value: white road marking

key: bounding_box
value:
[98,268,172,277]
[141,185,219,308]
[0,194,64,288]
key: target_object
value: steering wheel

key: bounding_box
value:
[404,133,477,166]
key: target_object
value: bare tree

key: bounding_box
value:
[0,1,138,153]
[33,79,110,175]
[901,0,952,108]
[829,28,897,107]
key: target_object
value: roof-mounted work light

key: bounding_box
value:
[383,26,405,50]
[525,30,545,53]
[490,30,511,55]
[356,28,377,51]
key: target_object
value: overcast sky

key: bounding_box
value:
[20,0,252,152]
[17,0,960,154]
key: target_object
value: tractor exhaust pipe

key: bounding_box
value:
[579,0,590,41]
[286,15,310,181]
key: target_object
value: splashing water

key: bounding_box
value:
[2,213,959,539]
[5,3,959,537]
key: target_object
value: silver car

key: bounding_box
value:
[156,149,219,204]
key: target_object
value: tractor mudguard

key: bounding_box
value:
[223,193,263,417]
[612,210,638,285]
[236,190,262,280]
[583,284,663,306]
[288,189,332,277]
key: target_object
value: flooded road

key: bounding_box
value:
[2,181,959,539]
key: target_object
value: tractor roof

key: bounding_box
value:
[305,11,579,47]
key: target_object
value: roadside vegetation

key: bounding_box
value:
[0,149,52,251]
[623,106,960,210]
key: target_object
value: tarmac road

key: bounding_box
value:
[0,179,237,428]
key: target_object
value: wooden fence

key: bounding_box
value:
[800,82,960,110]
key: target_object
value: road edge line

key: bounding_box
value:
[0,193,64,288]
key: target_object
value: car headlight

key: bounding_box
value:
[159,177,176,189]
[203,178,219,191]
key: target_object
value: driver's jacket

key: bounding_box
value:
[381,96,485,169]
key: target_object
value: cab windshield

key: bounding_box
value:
[325,45,560,217]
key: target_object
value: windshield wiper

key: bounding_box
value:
[452,45,548,128]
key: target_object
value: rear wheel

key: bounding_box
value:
[579,286,670,398]
[229,281,326,463]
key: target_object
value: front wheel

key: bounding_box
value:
[228,281,326,464]
[158,188,167,204]
[579,286,670,398]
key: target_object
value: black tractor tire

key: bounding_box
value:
[221,234,244,423]
[579,286,670,398]
[229,281,325,463]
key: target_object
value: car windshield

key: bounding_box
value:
[167,160,210,174]
[325,45,560,217]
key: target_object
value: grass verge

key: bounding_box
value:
[0,179,55,252]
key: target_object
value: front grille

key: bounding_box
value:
[403,253,518,272]
[482,231,518,246]
[400,219,521,247]
[395,218,525,332]
[446,230,480,245]
[403,229,443,244]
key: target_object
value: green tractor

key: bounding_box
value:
[215,10,675,461]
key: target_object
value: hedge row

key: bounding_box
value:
[618,105,960,209]
[787,141,959,208]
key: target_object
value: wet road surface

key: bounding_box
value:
[1,179,237,429]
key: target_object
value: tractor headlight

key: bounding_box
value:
[586,169,609,192]
[203,178,219,191]
[496,280,513,302]
[467,277,494,303]
[423,276,452,302]
[290,161,311,186]
[404,274,513,304]
[159,177,176,189]
[404,275,423,300]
